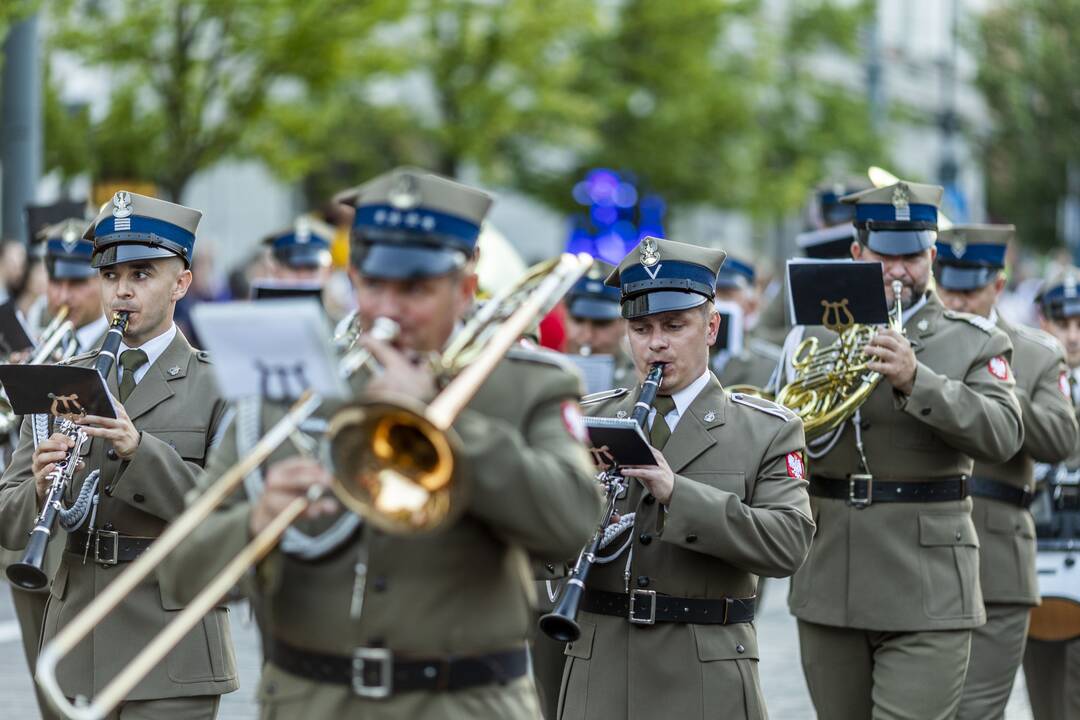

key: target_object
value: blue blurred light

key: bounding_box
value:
[591,205,619,227]
[572,181,592,206]
[614,182,638,208]
[595,232,628,266]
[586,168,620,205]
[565,218,595,256]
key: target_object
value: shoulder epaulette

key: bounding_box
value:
[1013,323,1065,355]
[505,345,578,374]
[581,387,630,406]
[729,392,796,422]
[943,309,995,334]
[747,338,782,362]
[58,349,99,366]
[196,350,211,363]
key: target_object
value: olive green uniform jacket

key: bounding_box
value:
[973,315,1077,605]
[714,336,782,390]
[787,291,1024,631]
[559,374,813,720]
[0,330,237,702]
[159,348,603,720]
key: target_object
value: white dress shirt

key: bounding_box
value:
[75,315,110,353]
[648,368,711,433]
[118,323,177,386]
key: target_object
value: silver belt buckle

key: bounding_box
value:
[848,473,873,508]
[629,589,657,625]
[94,530,119,566]
[352,647,393,699]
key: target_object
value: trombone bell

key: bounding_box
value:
[327,399,457,534]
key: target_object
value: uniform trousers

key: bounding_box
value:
[1024,636,1080,720]
[798,620,971,720]
[98,695,219,720]
[530,616,567,720]
[956,603,1030,720]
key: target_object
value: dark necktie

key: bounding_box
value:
[649,394,677,450]
[118,349,149,403]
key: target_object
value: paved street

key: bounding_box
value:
[0,578,1034,719]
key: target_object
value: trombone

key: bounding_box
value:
[36,252,593,720]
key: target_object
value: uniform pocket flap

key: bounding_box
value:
[692,623,759,661]
[681,471,747,501]
[563,619,595,659]
[50,562,68,600]
[919,512,979,548]
[146,429,207,461]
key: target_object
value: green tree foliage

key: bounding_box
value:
[974,0,1080,251]
[46,0,404,200]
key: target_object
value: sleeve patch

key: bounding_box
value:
[1062,371,1072,398]
[987,356,1011,381]
[786,451,806,480]
[561,401,589,443]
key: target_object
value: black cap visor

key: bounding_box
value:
[47,257,97,280]
[91,243,186,269]
[568,296,622,321]
[621,291,708,320]
[936,264,999,291]
[863,229,936,256]
[352,242,466,280]
[274,246,331,269]
[1044,297,1080,321]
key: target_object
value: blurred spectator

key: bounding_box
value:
[0,239,27,306]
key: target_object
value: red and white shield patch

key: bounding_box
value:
[987,356,1010,381]
[1061,372,1071,398]
[561,401,589,443]
[786,452,805,480]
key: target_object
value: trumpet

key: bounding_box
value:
[775,279,905,440]
[7,311,129,591]
[36,252,593,720]
[540,362,665,642]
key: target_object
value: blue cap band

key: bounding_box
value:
[856,203,938,225]
[46,237,94,262]
[272,232,330,251]
[353,204,480,251]
[93,214,196,264]
[936,264,999,291]
[619,260,717,301]
[934,241,1006,267]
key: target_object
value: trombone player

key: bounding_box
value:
[781,181,1024,719]
[0,192,236,719]
[160,168,603,718]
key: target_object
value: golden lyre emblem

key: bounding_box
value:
[639,237,660,267]
[820,298,855,334]
[48,393,86,422]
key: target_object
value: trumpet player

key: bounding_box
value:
[0,192,236,719]
[781,182,1024,720]
[36,218,110,353]
[160,167,602,719]
[559,237,813,720]
[934,226,1078,719]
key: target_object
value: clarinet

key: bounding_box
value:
[7,311,129,590]
[539,362,665,642]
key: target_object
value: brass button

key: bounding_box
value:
[920,408,931,416]
[736,644,745,654]
[686,533,698,543]
[639,533,652,545]
[636,575,650,588]
[107,448,119,461]
[955,531,962,541]
[133,493,145,503]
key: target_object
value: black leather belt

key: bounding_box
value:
[66,529,154,566]
[268,639,528,699]
[969,476,1034,509]
[811,475,969,507]
[582,588,755,625]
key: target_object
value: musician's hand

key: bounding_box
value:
[864,328,917,395]
[620,448,676,505]
[250,457,338,536]
[31,433,79,504]
[77,402,141,459]
[359,335,438,403]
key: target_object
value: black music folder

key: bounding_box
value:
[583,416,658,467]
[786,260,889,328]
[0,303,34,355]
[0,364,116,418]
[250,280,325,303]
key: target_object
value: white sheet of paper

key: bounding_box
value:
[565,354,616,394]
[192,300,347,402]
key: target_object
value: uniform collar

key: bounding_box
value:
[665,368,711,418]
[119,322,177,369]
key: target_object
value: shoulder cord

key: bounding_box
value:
[236,397,360,560]
[32,413,99,532]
